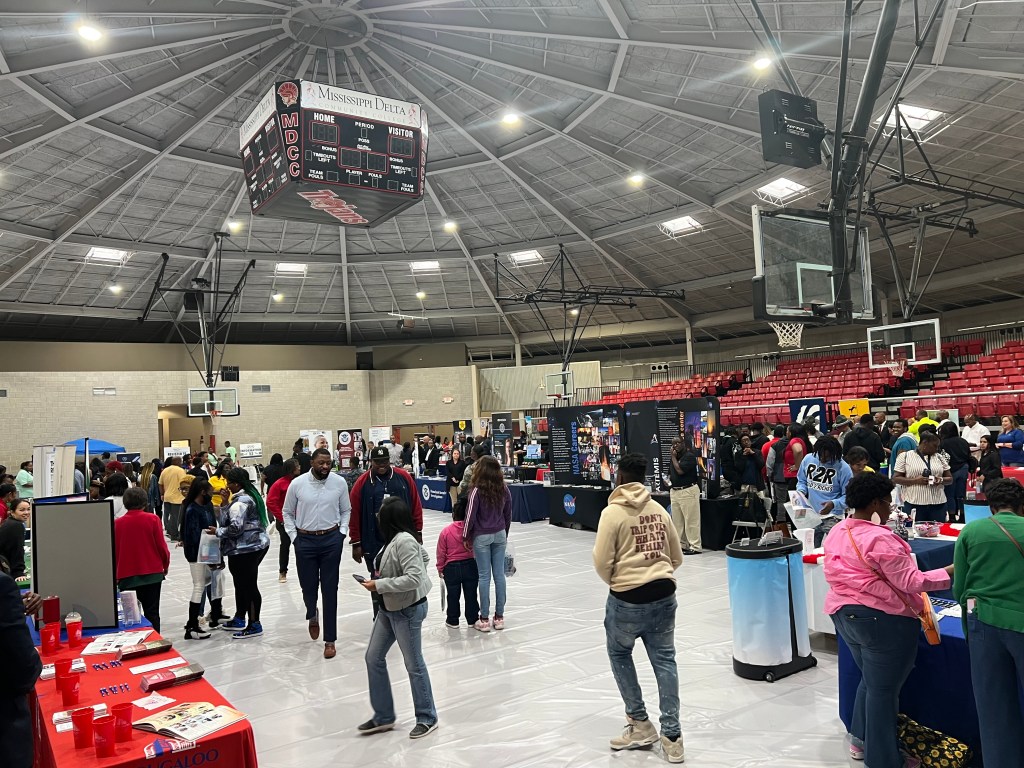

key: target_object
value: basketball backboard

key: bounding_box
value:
[187,388,240,417]
[751,206,874,322]
[545,370,574,400]
[867,319,941,369]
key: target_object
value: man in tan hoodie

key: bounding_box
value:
[593,452,685,764]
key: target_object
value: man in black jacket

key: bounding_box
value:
[842,414,886,470]
[0,566,42,768]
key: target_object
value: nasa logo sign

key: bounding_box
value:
[563,494,576,515]
[277,81,299,107]
[422,484,431,502]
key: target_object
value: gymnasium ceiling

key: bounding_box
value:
[0,0,1022,357]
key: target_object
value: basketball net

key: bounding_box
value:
[208,409,222,432]
[768,321,805,349]
[884,359,906,379]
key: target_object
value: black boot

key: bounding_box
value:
[184,602,210,640]
[208,598,224,629]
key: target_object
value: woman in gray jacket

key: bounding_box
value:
[358,498,437,739]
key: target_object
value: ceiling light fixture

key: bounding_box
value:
[77,24,103,41]
[569,308,579,316]
[415,290,426,300]
[753,56,772,71]
[86,247,132,265]
[508,249,543,265]
[274,262,307,277]
[658,215,703,238]
[501,111,521,125]
[627,173,645,186]
[755,177,809,205]
[442,220,457,232]
[108,284,122,295]
[272,293,284,302]
[877,104,944,132]
[226,220,242,233]
[410,260,440,273]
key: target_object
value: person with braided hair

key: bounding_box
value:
[207,467,270,639]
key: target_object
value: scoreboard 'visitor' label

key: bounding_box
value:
[237,80,428,229]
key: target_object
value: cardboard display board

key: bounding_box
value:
[336,429,364,466]
[625,398,721,495]
[32,500,117,629]
[548,406,623,486]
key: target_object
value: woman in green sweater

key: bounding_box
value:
[953,477,1024,768]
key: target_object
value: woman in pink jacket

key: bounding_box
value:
[823,473,953,768]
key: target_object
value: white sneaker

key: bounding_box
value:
[609,717,658,750]
[661,734,685,763]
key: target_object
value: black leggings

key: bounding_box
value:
[275,520,292,574]
[133,581,162,633]
[227,548,268,624]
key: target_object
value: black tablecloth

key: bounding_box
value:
[509,483,548,523]
[546,486,610,531]
[699,496,740,551]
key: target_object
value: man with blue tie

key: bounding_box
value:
[283,447,352,660]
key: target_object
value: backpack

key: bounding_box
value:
[769,438,791,484]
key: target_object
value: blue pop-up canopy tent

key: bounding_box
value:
[64,438,126,455]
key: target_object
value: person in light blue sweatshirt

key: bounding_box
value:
[796,435,853,515]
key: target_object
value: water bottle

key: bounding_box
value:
[116,593,125,626]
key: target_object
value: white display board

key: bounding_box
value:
[368,426,392,444]
[32,500,118,629]
[239,443,262,459]
[33,444,77,498]
[163,446,189,460]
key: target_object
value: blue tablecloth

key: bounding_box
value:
[839,614,981,757]
[910,538,955,599]
[415,476,451,513]
[509,483,547,523]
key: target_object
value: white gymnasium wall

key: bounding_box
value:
[478,361,601,412]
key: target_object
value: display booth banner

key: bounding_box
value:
[491,412,514,467]
[452,420,472,441]
[336,429,364,465]
[789,398,827,433]
[33,445,77,499]
[239,443,262,459]
[837,399,871,421]
[368,426,392,445]
[547,406,622,486]
[625,398,721,494]
[299,430,332,454]
[163,446,189,460]
[479,418,491,437]
[115,452,142,466]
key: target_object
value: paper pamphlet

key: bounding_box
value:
[133,702,247,741]
[81,629,154,656]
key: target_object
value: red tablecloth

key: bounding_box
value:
[32,629,257,768]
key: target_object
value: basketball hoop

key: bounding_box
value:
[768,321,805,349]
[208,409,222,430]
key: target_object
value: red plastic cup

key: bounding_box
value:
[58,671,80,707]
[41,623,60,655]
[71,707,95,749]
[111,702,134,742]
[66,619,83,649]
[94,715,116,757]
[54,659,73,690]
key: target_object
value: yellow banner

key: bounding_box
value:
[838,398,871,420]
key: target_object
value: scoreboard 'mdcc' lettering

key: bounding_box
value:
[237,80,428,228]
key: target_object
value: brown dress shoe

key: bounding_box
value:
[309,614,320,640]
[323,642,336,659]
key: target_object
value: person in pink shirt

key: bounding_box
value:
[823,473,953,768]
[435,497,479,629]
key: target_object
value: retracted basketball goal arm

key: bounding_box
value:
[138,233,256,388]
[493,244,686,370]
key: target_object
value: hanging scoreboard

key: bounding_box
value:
[238,80,428,228]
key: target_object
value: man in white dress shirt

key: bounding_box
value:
[283,448,351,659]
[961,413,990,461]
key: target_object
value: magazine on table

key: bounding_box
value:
[133,702,247,741]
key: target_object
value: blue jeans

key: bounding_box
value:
[944,466,968,518]
[293,530,344,643]
[604,593,680,740]
[967,613,1024,768]
[832,605,920,768]
[365,600,437,726]
[473,530,507,618]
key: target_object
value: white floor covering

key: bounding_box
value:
[157,511,852,767]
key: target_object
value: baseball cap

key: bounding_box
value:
[370,447,390,462]
[832,417,852,429]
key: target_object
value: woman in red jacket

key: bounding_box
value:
[114,487,170,631]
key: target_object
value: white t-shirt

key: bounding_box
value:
[894,450,949,507]
[961,422,990,454]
